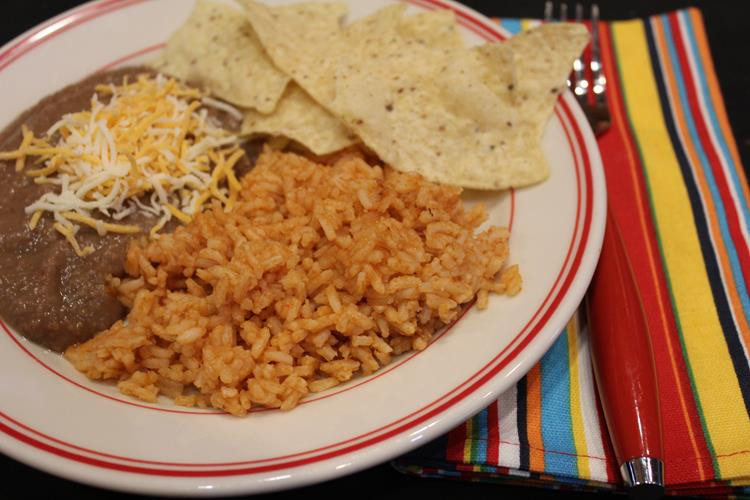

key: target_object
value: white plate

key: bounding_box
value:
[0,0,606,496]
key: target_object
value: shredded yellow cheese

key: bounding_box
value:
[62,211,141,235]
[1,73,244,254]
[28,210,42,230]
[53,223,94,257]
[165,204,191,224]
[15,125,34,172]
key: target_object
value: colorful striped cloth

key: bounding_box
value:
[393,9,750,496]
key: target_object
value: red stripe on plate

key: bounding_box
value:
[95,42,165,73]
[0,0,149,72]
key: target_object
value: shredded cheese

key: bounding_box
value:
[1,73,245,255]
[53,223,94,257]
[28,210,42,230]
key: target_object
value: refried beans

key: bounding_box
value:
[0,67,255,352]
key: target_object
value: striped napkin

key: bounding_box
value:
[393,9,750,496]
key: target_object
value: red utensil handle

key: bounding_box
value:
[587,210,664,468]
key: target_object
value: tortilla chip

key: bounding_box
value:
[239,3,585,190]
[332,64,546,189]
[474,24,589,137]
[237,0,348,105]
[397,10,464,49]
[471,42,515,108]
[328,8,540,189]
[234,0,352,154]
[242,84,356,155]
[151,0,288,113]
[509,24,589,134]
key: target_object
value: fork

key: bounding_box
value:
[545,3,666,496]
[544,2,611,136]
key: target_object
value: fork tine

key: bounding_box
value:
[572,4,585,94]
[590,4,606,104]
[571,3,589,104]
[544,2,610,135]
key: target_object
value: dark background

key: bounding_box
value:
[1,1,747,499]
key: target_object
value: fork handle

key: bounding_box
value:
[587,209,665,497]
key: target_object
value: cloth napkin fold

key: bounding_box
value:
[393,9,750,496]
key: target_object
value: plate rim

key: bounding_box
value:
[0,0,607,495]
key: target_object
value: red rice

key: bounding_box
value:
[65,149,521,416]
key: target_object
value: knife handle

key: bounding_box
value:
[587,209,664,496]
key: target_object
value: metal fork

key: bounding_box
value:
[545,2,611,136]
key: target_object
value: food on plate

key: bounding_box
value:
[0,68,250,351]
[241,83,357,155]
[65,149,521,415]
[0,0,591,413]
[397,9,466,50]
[152,0,290,113]
[472,24,591,138]
[153,0,588,188]
[154,0,355,154]
[236,1,588,189]
[7,73,247,249]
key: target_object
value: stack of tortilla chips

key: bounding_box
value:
[153,0,588,190]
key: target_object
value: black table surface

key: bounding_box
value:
[1,1,747,499]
